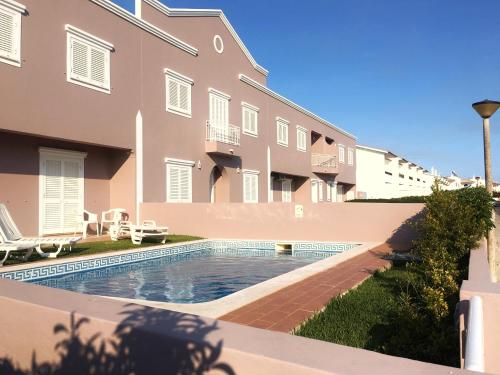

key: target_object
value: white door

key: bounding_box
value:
[209,93,229,130]
[40,150,84,235]
[311,180,318,203]
[336,183,344,202]
[282,179,292,203]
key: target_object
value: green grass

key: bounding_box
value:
[295,267,416,350]
[2,234,203,267]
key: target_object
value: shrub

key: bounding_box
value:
[383,183,494,365]
[348,196,426,203]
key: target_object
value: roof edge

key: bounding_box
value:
[239,74,357,140]
[142,0,269,77]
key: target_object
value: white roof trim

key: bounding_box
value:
[142,0,268,77]
[65,25,114,51]
[0,0,26,13]
[209,87,231,100]
[164,157,195,166]
[89,0,198,56]
[356,145,388,154]
[239,74,356,140]
[164,68,194,85]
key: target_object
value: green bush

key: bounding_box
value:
[348,196,426,203]
[384,183,494,365]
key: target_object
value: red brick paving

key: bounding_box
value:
[219,243,393,333]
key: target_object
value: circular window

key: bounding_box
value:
[213,35,224,54]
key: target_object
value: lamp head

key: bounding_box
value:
[472,100,500,119]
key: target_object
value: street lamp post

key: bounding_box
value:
[472,99,500,281]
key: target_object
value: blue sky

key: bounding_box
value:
[114,0,500,180]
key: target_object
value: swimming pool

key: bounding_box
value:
[0,240,361,306]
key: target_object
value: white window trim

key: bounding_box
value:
[339,144,345,164]
[296,125,307,152]
[276,117,289,147]
[65,24,113,94]
[165,158,194,203]
[164,157,195,167]
[241,102,259,137]
[165,68,193,118]
[0,0,26,67]
[208,87,231,100]
[243,169,259,203]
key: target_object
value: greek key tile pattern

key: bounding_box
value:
[0,240,361,282]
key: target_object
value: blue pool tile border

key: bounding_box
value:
[0,240,361,282]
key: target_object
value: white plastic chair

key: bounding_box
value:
[75,210,99,238]
[101,208,127,235]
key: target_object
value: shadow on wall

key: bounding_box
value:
[386,209,425,251]
[0,306,235,375]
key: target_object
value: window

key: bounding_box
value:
[276,117,289,146]
[242,102,258,136]
[165,158,194,203]
[165,69,193,117]
[297,126,307,152]
[66,25,113,93]
[282,179,292,203]
[0,0,25,67]
[311,180,318,203]
[347,147,354,165]
[339,145,345,163]
[209,88,230,129]
[243,170,259,203]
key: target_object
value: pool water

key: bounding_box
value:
[32,250,325,303]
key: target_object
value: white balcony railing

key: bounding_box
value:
[206,121,240,146]
[311,153,337,168]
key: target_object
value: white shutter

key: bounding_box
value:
[42,159,63,234]
[179,83,189,112]
[168,78,179,109]
[167,164,192,203]
[62,160,82,232]
[318,181,324,202]
[282,180,292,203]
[66,27,112,93]
[337,184,344,202]
[90,47,106,86]
[0,5,20,64]
[311,180,318,203]
[179,166,191,202]
[339,146,345,163]
[210,93,228,129]
[40,151,84,235]
[326,181,332,201]
[243,173,258,203]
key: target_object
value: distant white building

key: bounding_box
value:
[356,145,435,199]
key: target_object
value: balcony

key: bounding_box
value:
[311,153,339,174]
[205,121,241,156]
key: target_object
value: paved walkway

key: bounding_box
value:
[219,243,393,333]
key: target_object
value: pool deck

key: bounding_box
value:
[218,243,393,333]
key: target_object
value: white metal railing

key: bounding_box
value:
[311,153,337,168]
[464,295,485,372]
[206,121,240,146]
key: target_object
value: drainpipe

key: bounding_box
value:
[464,295,485,372]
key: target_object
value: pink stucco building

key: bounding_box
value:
[0,0,357,236]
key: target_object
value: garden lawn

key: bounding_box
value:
[295,267,414,350]
[2,234,203,267]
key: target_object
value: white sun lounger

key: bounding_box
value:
[110,220,169,245]
[0,204,81,259]
[0,242,37,266]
